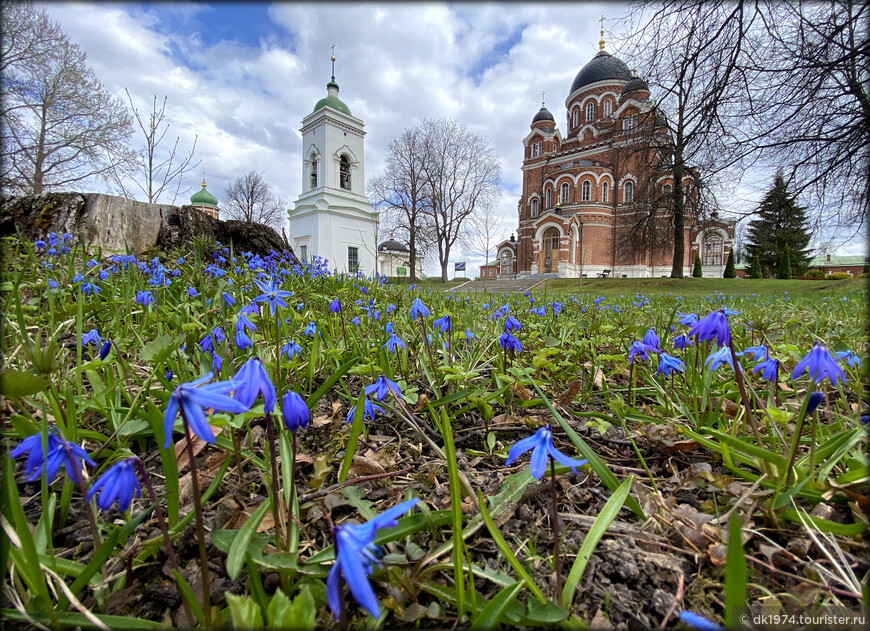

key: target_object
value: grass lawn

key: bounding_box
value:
[536,276,865,297]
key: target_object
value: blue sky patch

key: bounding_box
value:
[467,23,526,84]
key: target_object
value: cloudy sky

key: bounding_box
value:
[39,2,864,277]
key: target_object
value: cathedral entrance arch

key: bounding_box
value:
[500,250,513,276]
[541,227,560,273]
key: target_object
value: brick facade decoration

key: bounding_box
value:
[509,35,735,279]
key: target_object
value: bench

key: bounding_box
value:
[581,273,588,278]
[597,269,611,279]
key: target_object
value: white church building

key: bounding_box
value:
[289,60,378,275]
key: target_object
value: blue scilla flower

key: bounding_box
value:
[282,391,310,433]
[531,305,546,317]
[382,333,407,354]
[365,375,402,401]
[433,314,452,333]
[657,352,686,377]
[409,298,430,321]
[99,340,112,360]
[232,358,277,413]
[34,240,47,250]
[628,340,657,364]
[252,278,293,315]
[740,345,768,362]
[792,343,846,386]
[81,282,101,296]
[235,312,257,333]
[499,332,522,353]
[643,329,660,351]
[87,458,141,512]
[689,309,731,347]
[835,350,863,369]
[673,334,693,351]
[678,611,723,631]
[327,498,420,619]
[753,358,780,383]
[221,292,236,308]
[82,329,103,347]
[188,286,198,298]
[329,299,342,313]
[384,321,394,334]
[346,398,385,424]
[386,303,396,315]
[47,278,59,289]
[212,353,223,373]
[350,316,361,326]
[806,391,825,415]
[11,430,96,483]
[705,346,737,372]
[282,339,302,360]
[677,312,698,327]
[505,425,587,480]
[504,315,522,332]
[163,373,249,448]
[464,329,474,342]
[135,290,154,307]
[73,273,85,283]
[234,329,253,350]
[303,321,317,337]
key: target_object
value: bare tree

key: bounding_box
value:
[222,171,287,231]
[112,89,200,204]
[752,0,869,232]
[617,1,759,276]
[421,118,501,282]
[368,126,435,282]
[461,202,506,276]
[0,1,135,195]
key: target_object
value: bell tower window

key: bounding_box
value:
[310,156,318,189]
[340,155,351,190]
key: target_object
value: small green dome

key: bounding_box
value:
[313,95,351,116]
[190,180,218,206]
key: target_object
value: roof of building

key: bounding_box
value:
[620,75,650,96]
[532,105,555,124]
[313,79,351,116]
[569,51,634,95]
[809,255,868,266]
[378,239,409,253]
[480,260,499,267]
[190,180,218,207]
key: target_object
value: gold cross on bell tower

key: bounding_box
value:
[599,15,606,51]
[330,43,336,80]
[541,91,546,107]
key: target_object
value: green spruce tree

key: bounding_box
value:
[749,256,762,279]
[693,253,703,278]
[777,244,792,279]
[745,173,813,278]
[723,249,736,278]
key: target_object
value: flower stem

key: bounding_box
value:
[58,439,101,551]
[288,431,298,552]
[181,414,213,626]
[727,343,772,477]
[550,456,562,604]
[265,412,285,550]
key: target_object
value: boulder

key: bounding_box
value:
[0,192,290,257]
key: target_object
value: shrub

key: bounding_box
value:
[692,253,702,278]
[803,268,825,279]
[824,272,851,280]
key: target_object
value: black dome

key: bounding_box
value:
[569,51,633,95]
[531,106,555,124]
[621,75,649,96]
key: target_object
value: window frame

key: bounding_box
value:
[603,99,612,117]
[602,181,609,203]
[586,102,594,122]
[572,108,579,127]
[530,198,539,218]
[347,246,359,273]
[545,188,551,208]
[339,155,352,190]
[560,182,570,205]
[581,180,591,202]
[623,181,634,204]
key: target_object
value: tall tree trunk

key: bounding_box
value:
[670,151,685,278]
[409,226,417,282]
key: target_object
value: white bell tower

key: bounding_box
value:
[288,49,377,275]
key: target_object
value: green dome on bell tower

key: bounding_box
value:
[312,50,351,116]
[190,179,218,207]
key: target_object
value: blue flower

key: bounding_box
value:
[252,278,293,315]
[382,333,406,353]
[835,350,863,369]
[234,329,253,350]
[163,373,249,448]
[504,315,522,332]
[705,346,737,372]
[281,339,302,360]
[409,298,430,321]
[657,353,686,377]
[99,340,112,360]
[673,334,694,351]
[86,458,141,511]
[628,340,657,364]
[327,498,420,618]
[11,430,96,483]
[47,278,59,289]
[806,391,825,415]
[303,321,317,337]
[499,332,522,353]
[34,240,47,250]
[212,353,223,373]
[464,329,474,342]
[235,312,257,333]
[329,299,342,313]
[792,343,846,386]
[81,282,101,296]
[689,310,731,347]
[365,375,402,401]
[188,286,198,298]
[221,291,236,308]
[82,329,103,347]
[433,314,452,333]
[753,358,780,383]
[232,358,277,413]
[643,329,660,351]
[504,425,587,479]
[678,611,723,631]
[740,345,768,362]
[346,398,385,423]
[282,391,310,432]
[350,316,361,326]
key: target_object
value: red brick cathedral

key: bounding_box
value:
[494,33,734,279]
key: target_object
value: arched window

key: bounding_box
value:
[663,183,673,196]
[501,250,513,275]
[581,180,591,202]
[602,181,609,203]
[531,198,539,218]
[310,156,318,189]
[683,183,693,206]
[545,188,551,208]
[623,181,634,204]
[703,235,723,266]
[603,99,612,117]
[586,102,595,122]
[531,142,540,158]
[340,155,351,190]
[572,108,579,127]
[560,182,570,205]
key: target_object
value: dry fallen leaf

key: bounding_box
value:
[348,455,386,476]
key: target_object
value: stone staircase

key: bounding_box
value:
[448,277,546,293]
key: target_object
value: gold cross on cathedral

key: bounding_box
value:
[599,15,607,51]
[541,91,545,107]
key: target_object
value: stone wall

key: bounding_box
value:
[0,192,290,257]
